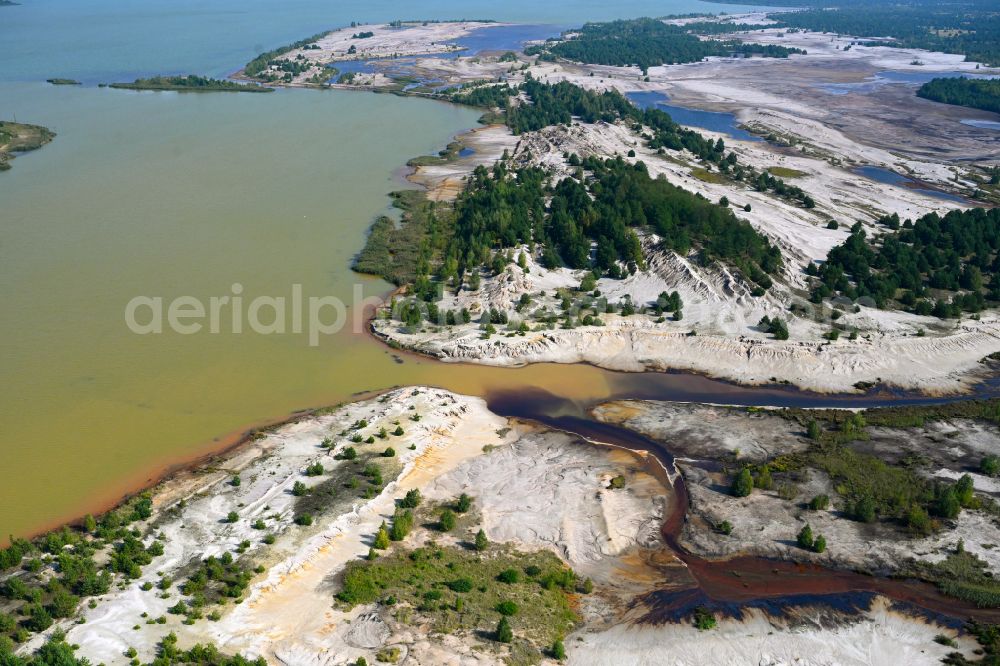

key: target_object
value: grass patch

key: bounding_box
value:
[691,167,726,184]
[906,547,1000,608]
[767,166,807,179]
[336,544,580,650]
[352,189,453,285]
[406,140,465,167]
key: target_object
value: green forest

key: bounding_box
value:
[917,77,1000,114]
[810,208,1000,316]
[525,18,805,71]
[442,157,779,290]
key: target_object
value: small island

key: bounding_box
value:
[108,74,274,93]
[0,121,55,172]
[46,78,81,86]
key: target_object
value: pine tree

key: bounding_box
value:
[475,529,489,551]
[374,523,390,549]
[797,524,814,550]
[731,468,754,497]
[756,465,773,491]
[496,616,513,643]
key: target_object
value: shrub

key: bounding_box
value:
[497,568,520,584]
[809,494,830,511]
[455,493,473,513]
[692,607,716,631]
[389,510,413,541]
[392,426,404,436]
[295,513,313,526]
[376,647,401,663]
[398,491,421,510]
[225,511,239,524]
[496,600,519,616]
[813,534,827,553]
[717,520,733,535]
[731,468,754,497]
[292,481,309,497]
[374,523,391,550]
[230,476,241,487]
[337,447,358,461]
[982,455,1000,477]
[447,578,473,593]
[608,475,626,489]
[439,509,456,532]
[756,465,773,491]
[305,463,324,477]
[551,639,566,660]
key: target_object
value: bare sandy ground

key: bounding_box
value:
[61,388,668,665]
[569,598,975,666]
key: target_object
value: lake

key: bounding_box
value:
[0,0,765,540]
[853,165,969,204]
[627,90,763,142]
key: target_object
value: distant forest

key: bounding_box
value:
[109,75,273,93]
[748,0,1000,66]
[525,18,805,71]
[917,77,1000,114]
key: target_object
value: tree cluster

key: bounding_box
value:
[918,77,1000,114]
[811,208,1000,316]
